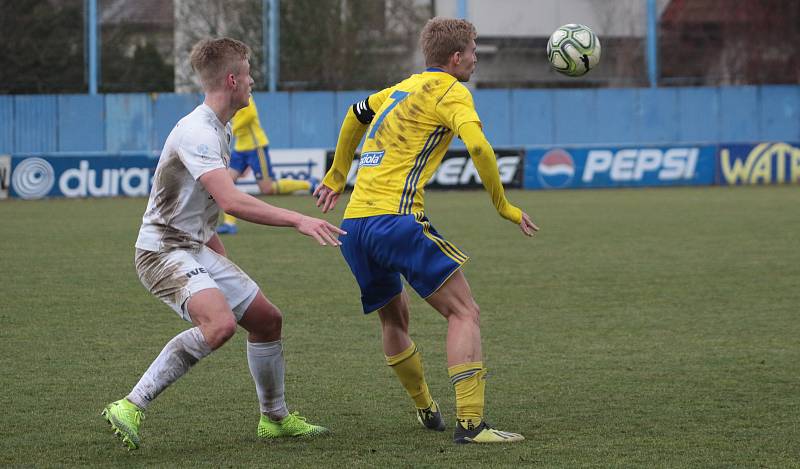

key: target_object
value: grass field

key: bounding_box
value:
[1,186,799,467]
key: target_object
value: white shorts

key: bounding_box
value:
[135,247,259,322]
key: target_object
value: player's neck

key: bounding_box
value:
[203,92,237,125]
[429,63,451,75]
[429,63,459,79]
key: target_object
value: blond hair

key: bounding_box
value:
[190,38,251,90]
[419,17,477,67]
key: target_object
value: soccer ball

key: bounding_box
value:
[546,24,601,77]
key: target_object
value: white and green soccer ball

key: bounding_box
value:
[546,24,601,77]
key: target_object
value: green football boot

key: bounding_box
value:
[416,400,446,431]
[257,411,329,439]
[101,399,145,450]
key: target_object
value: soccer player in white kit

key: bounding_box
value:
[101,38,345,450]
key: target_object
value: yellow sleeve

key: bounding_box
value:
[459,122,522,224]
[322,109,367,192]
[322,89,394,192]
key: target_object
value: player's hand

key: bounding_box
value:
[313,183,341,213]
[296,215,346,246]
[519,211,539,237]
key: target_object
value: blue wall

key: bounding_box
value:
[1,85,798,154]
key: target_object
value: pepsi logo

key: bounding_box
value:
[537,149,575,188]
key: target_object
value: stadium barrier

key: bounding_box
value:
[2,142,797,200]
[1,86,798,155]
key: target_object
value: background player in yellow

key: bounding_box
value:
[314,17,538,444]
[217,96,316,234]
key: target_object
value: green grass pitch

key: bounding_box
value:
[1,186,798,467]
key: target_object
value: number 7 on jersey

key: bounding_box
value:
[367,90,410,140]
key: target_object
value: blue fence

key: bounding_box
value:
[1,86,798,154]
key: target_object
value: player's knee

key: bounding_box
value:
[253,303,283,336]
[262,306,283,332]
[447,299,480,327]
[464,300,481,326]
[440,298,481,324]
[205,316,237,348]
[380,313,408,335]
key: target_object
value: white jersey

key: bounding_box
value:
[136,104,232,252]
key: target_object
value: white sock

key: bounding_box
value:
[127,327,212,409]
[247,340,288,420]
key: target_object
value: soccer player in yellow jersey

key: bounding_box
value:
[217,96,316,234]
[314,17,538,444]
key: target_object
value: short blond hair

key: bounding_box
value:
[190,38,251,90]
[419,17,477,67]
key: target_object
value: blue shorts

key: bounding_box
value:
[340,213,469,314]
[230,146,274,180]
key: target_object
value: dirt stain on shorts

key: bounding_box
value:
[135,249,188,306]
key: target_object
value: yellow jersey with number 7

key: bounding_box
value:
[344,69,481,219]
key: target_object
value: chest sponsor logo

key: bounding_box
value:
[358,151,385,167]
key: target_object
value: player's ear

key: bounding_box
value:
[225,73,236,88]
[452,50,462,66]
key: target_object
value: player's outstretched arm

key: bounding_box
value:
[200,168,346,246]
[316,94,386,213]
[460,121,539,237]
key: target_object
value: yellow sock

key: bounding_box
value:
[223,213,237,225]
[385,342,434,409]
[274,179,311,194]
[448,361,486,429]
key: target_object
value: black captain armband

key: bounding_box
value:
[352,97,375,124]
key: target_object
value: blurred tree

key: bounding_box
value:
[0,0,85,93]
[174,0,426,92]
[102,39,174,92]
[660,0,800,85]
[280,0,427,90]
[100,0,175,92]
[174,0,263,92]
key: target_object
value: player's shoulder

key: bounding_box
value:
[176,106,224,138]
[437,79,472,103]
[166,106,225,155]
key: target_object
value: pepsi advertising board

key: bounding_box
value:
[717,142,800,185]
[326,148,524,189]
[525,145,716,190]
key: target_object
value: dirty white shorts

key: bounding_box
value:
[134,246,259,322]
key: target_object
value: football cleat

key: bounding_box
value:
[453,419,524,444]
[416,400,446,431]
[216,223,238,235]
[101,399,145,450]
[257,412,329,439]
